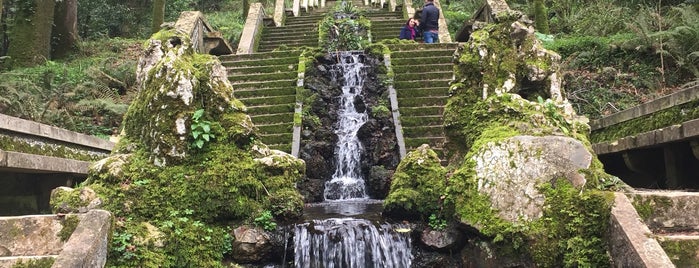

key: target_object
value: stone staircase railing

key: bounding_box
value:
[175,11,233,55]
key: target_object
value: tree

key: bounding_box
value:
[152,0,165,34]
[52,0,79,59]
[6,0,55,68]
[534,0,550,34]
[0,0,4,22]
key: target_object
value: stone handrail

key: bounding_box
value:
[293,0,300,17]
[0,114,113,152]
[174,11,233,55]
[52,210,112,268]
[590,84,699,131]
[403,0,415,19]
[384,54,407,158]
[237,3,266,54]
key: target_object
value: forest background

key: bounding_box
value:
[0,0,697,138]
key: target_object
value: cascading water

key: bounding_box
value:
[294,218,412,268]
[294,51,411,267]
[323,52,369,200]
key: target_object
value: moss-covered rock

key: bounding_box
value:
[49,28,305,267]
[384,144,447,220]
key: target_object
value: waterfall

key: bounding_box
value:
[324,52,369,200]
[294,218,412,268]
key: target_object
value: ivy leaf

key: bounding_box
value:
[192,130,202,139]
[202,133,210,141]
[193,109,205,120]
[202,124,211,133]
[195,140,204,148]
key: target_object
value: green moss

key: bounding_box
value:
[631,194,674,221]
[660,239,699,267]
[384,146,447,220]
[10,258,55,268]
[371,105,391,119]
[58,215,80,242]
[590,99,699,143]
[50,188,90,213]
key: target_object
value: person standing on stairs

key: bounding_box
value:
[399,18,420,40]
[420,0,440,43]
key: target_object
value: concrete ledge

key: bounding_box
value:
[0,114,113,152]
[627,191,699,232]
[591,85,699,131]
[53,210,112,268]
[0,150,90,174]
[609,192,674,267]
[592,118,699,155]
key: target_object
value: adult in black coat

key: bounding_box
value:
[421,0,440,43]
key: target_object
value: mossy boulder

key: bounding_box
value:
[384,144,446,220]
[49,29,305,267]
[438,14,617,267]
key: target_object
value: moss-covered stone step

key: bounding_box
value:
[399,106,444,116]
[397,96,446,107]
[250,112,294,124]
[268,143,292,153]
[658,235,699,267]
[394,79,451,89]
[259,41,318,51]
[395,87,449,98]
[229,72,297,82]
[395,71,452,81]
[239,95,296,106]
[403,125,444,137]
[227,64,298,75]
[391,55,453,65]
[221,57,300,67]
[372,22,407,30]
[232,79,297,89]
[391,49,456,59]
[256,122,294,134]
[261,32,319,42]
[400,115,443,126]
[259,132,294,145]
[285,15,325,24]
[404,136,445,149]
[247,103,295,115]
[387,43,459,51]
[219,51,299,61]
[263,28,319,37]
[393,63,452,73]
[234,87,295,98]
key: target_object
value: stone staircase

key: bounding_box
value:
[219,50,301,153]
[388,43,457,160]
[258,13,323,52]
[365,7,406,42]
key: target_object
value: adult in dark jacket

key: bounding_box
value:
[399,18,420,40]
[421,0,440,43]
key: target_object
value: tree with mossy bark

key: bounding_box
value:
[152,0,165,34]
[6,0,55,68]
[534,0,549,34]
[52,0,79,59]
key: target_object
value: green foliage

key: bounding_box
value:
[428,214,448,230]
[253,210,278,231]
[533,0,550,34]
[370,104,391,119]
[191,109,215,149]
[9,258,54,268]
[318,5,371,53]
[58,215,80,242]
[206,10,245,48]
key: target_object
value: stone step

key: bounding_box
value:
[387,43,459,51]
[261,32,319,42]
[393,63,452,73]
[251,112,295,124]
[397,96,446,107]
[657,234,699,267]
[227,64,298,75]
[391,49,456,58]
[403,125,444,137]
[263,27,319,36]
[268,143,292,153]
[239,95,296,106]
[219,50,300,61]
[391,55,453,65]
[258,132,293,145]
[405,137,445,150]
[399,106,444,116]
[395,71,452,81]
[400,115,443,126]
[257,122,294,134]
[228,71,297,82]
[247,104,295,115]
[394,79,451,89]
[234,87,296,98]
[395,87,449,98]
[221,56,299,67]
[258,41,318,52]
[232,79,297,89]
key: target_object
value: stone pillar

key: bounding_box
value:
[237,3,265,54]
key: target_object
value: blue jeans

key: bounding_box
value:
[424,31,439,43]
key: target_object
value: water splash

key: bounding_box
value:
[324,52,369,200]
[294,218,412,268]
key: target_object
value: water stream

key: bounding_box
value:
[323,52,369,201]
[293,52,412,268]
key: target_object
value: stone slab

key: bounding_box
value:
[628,191,699,232]
[0,150,89,174]
[53,210,112,268]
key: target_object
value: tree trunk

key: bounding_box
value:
[0,0,4,22]
[6,0,55,68]
[52,0,79,59]
[534,0,550,34]
[152,0,165,34]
